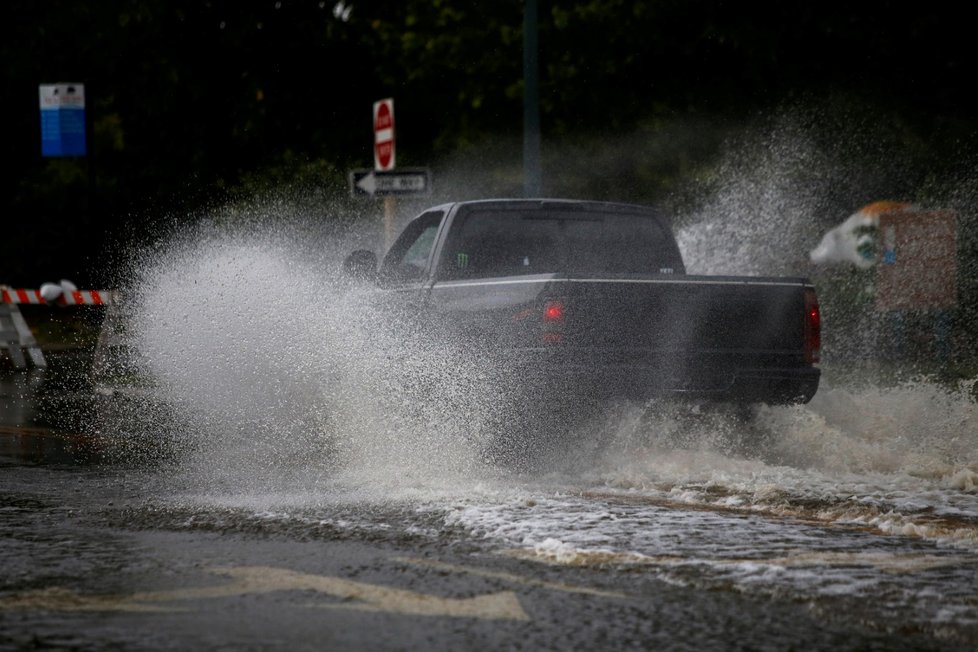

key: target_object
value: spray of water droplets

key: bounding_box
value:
[93,111,978,520]
[93,203,522,502]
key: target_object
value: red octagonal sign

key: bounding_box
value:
[373,98,395,171]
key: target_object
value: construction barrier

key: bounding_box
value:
[0,283,117,370]
[1,287,116,307]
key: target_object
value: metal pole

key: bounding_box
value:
[383,196,397,250]
[86,82,97,246]
[523,0,542,198]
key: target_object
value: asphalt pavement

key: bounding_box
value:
[0,353,974,651]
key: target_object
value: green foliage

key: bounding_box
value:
[3,0,978,292]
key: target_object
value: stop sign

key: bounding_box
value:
[373,98,395,171]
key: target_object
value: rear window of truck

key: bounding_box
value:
[440,209,684,279]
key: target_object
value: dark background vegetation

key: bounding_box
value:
[3,0,977,312]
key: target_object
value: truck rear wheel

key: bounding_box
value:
[481,392,606,473]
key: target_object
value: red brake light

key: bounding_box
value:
[542,300,565,344]
[804,288,821,364]
[544,301,564,322]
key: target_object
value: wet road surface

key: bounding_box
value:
[1,352,977,650]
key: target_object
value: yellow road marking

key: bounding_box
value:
[0,566,529,621]
[0,587,178,613]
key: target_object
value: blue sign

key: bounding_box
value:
[39,83,87,157]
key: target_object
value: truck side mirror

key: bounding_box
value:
[343,249,378,281]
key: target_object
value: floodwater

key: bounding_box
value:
[3,190,978,648]
[2,350,977,648]
[2,237,977,650]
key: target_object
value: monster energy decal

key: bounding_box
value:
[457,252,469,269]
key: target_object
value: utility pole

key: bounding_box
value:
[523,0,542,197]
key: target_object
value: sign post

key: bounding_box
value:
[372,98,397,246]
[349,99,433,249]
[874,209,958,363]
[349,169,430,197]
[39,83,87,157]
[373,98,395,172]
[874,210,957,311]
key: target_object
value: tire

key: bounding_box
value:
[481,390,606,473]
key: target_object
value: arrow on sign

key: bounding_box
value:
[355,171,379,195]
[349,169,431,197]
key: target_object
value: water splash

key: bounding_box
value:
[77,119,978,647]
[96,203,504,499]
[95,112,978,521]
[608,110,978,542]
[674,118,834,277]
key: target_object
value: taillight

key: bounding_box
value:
[543,300,565,343]
[804,288,821,364]
[543,301,564,322]
[513,300,567,343]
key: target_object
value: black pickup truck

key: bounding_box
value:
[344,199,820,416]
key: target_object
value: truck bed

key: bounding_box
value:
[425,272,820,404]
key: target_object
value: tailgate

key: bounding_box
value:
[561,276,807,356]
[427,275,810,361]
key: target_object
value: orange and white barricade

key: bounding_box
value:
[1,283,117,370]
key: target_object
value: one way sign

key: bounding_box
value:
[349,169,431,197]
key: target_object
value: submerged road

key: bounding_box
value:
[3,458,971,652]
[2,353,977,650]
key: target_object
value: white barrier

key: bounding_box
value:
[1,282,117,370]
